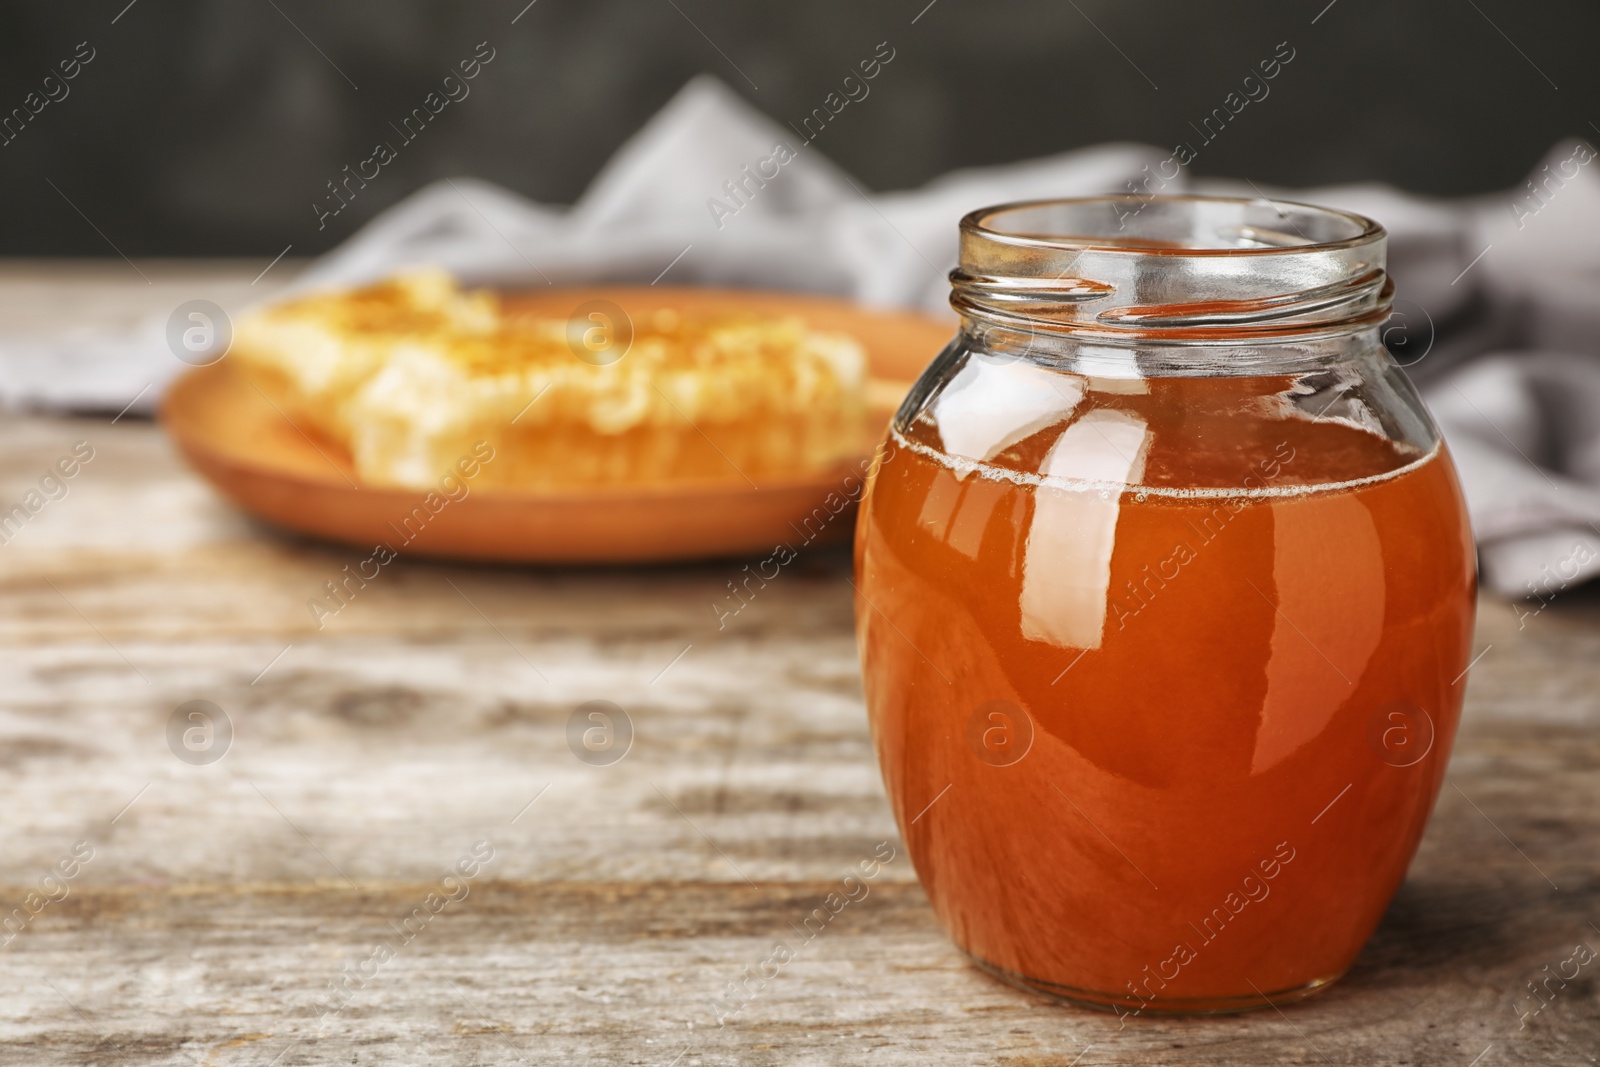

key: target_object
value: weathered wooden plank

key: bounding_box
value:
[1,866,1595,1066]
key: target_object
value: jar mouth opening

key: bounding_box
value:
[962,195,1384,257]
[952,194,1391,346]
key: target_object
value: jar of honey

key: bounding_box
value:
[854,196,1476,1015]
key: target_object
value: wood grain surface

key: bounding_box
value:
[1,270,1597,1066]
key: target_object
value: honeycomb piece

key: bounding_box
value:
[231,271,868,489]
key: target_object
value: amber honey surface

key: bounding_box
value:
[854,371,1476,1012]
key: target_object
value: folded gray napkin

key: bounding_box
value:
[1427,356,1600,597]
[6,75,1597,596]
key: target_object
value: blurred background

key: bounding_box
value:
[4,0,1598,596]
[4,0,1596,257]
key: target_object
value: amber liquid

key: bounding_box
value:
[855,374,1476,1013]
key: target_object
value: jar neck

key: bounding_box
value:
[956,316,1391,378]
[951,195,1393,364]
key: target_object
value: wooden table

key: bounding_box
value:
[1,266,1596,1065]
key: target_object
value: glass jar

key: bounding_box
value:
[853,196,1476,1016]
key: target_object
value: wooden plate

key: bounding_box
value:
[161,287,951,563]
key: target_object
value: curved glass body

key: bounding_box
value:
[853,197,1476,1015]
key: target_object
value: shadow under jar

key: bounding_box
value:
[853,196,1476,1016]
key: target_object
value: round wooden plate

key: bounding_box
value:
[161,287,952,563]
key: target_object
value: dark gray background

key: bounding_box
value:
[2,0,1594,256]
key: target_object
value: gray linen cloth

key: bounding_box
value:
[5,75,1597,596]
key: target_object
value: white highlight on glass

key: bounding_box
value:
[1020,409,1150,651]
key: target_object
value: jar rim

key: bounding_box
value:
[951,194,1393,346]
[960,194,1385,258]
